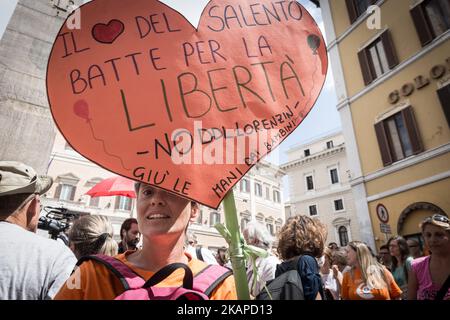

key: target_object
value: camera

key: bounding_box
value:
[38,206,77,246]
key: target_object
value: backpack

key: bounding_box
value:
[196,247,204,262]
[256,256,304,300]
[76,254,232,300]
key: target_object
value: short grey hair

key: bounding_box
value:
[243,220,274,249]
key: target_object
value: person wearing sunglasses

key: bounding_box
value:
[408,214,450,300]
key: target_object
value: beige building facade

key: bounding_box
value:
[283,131,361,246]
[314,0,450,250]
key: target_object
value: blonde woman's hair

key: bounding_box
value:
[69,215,118,258]
[348,241,388,290]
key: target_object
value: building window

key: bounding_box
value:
[346,0,376,24]
[375,107,423,166]
[334,199,344,211]
[411,0,450,47]
[326,140,334,149]
[273,190,281,203]
[89,196,100,208]
[266,223,274,236]
[358,31,398,85]
[330,168,339,184]
[256,214,264,223]
[255,183,262,197]
[240,217,250,232]
[339,226,349,247]
[195,209,203,224]
[309,205,318,216]
[304,149,310,157]
[265,186,270,200]
[306,175,314,191]
[115,196,132,211]
[55,184,76,201]
[437,83,450,128]
[276,225,281,234]
[210,212,221,226]
[240,179,250,193]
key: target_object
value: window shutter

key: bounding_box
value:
[381,30,399,69]
[54,184,62,199]
[90,196,99,207]
[70,186,76,201]
[358,49,373,86]
[402,107,423,155]
[115,196,120,209]
[410,4,434,46]
[126,198,132,211]
[346,0,358,24]
[437,84,450,128]
[374,122,393,166]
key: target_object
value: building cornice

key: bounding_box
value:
[367,170,450,202]
[335,30,450,112]
[286,129,342,153]
[290,185,353,203]
[282,145,346,170]
[350,142,450,187]
[326,0,386,50]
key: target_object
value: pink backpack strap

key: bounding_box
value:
[193,265,233,297]
[76,254,145,290]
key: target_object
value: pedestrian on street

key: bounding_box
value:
[341,241,402,300]
[408,215,450,300]
[118,218,140,253]
[0,161,76,300]
[68,215,118,259]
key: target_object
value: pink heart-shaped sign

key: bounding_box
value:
[47,0,327,208]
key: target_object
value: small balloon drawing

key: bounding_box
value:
[74,100,90,122]
[72,99,130,170]
[307,34,321,55]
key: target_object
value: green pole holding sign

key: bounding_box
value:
[222,190,250,300]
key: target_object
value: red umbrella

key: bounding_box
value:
[85,176,136,198]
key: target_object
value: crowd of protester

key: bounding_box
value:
[1,161,449,300]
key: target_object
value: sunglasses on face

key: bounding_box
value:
[422,214,450,226]
[432,214,449,223]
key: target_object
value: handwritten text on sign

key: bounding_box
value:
[47,0,328,208]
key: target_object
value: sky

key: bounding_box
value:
[0,0,17,38]
[0,0,341,198]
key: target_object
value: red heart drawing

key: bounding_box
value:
[92,19,125,44]
[47,0,327,208]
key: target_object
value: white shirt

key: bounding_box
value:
[247,254,280,297]
[185,245,218,265]
[0,222,77,300]
[321,272,340,300]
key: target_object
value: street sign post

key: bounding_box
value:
[376,204,389,223]
[380,223,392,234]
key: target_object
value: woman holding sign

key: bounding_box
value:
[55,183,237,300]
